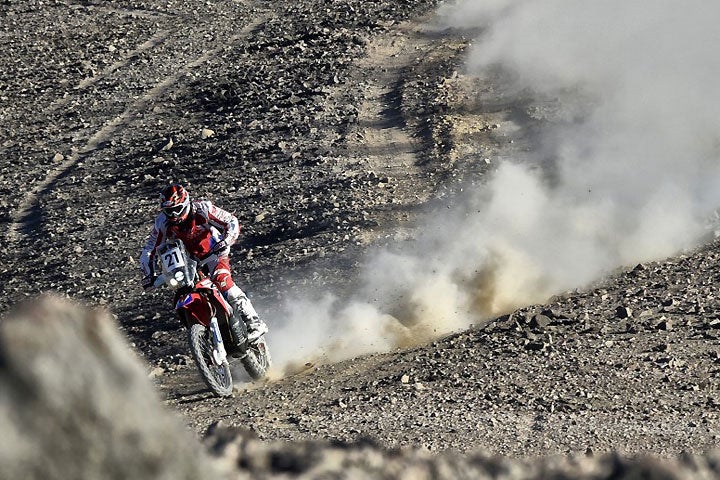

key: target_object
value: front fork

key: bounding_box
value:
[209,317,228,366]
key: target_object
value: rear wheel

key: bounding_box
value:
[188,323,233,397]
[241,336,271,380]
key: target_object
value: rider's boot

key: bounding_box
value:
[227,314,246,352]
[225,285,268,343]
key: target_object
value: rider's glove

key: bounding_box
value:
[141,273,157,291]
[212,239,229,256]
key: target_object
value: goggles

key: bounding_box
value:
[162,203,186,217]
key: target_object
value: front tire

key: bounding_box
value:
[188,323,233,397]
[241,336,271,380]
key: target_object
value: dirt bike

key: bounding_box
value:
[151,239,271,397]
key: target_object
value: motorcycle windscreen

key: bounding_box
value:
[176,293,212,327]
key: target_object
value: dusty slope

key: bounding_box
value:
[0,0,449,352]
[166,241,720,457]
[1,0,719,463]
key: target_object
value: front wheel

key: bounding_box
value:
[241,336,272,380]
[188,323,233,397]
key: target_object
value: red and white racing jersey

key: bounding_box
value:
[140,200,240,276]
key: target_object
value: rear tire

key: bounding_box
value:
[241,336,271,380]
[188,323,233,397]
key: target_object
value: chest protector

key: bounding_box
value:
[167,213,219,259]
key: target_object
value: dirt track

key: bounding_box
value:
[2,0,719,460]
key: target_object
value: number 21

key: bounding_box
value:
[164,251,180,267]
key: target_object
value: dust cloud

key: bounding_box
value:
[268,0,720,372]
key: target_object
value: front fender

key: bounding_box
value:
[194,279,232,317]
[176,293,212,327]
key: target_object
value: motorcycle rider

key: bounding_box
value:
[139,184,268,343]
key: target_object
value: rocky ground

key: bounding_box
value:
[1,0,719,469]
[5,297,719,479]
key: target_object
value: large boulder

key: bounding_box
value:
[0,296,220,480]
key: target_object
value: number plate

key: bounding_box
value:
[161,246,185,271]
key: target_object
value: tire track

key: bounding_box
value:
[344,17,465,244]
[46,29,172,113]
[64,0,177,20]
[7,14,269,244]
